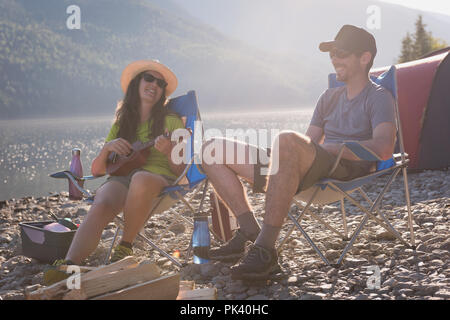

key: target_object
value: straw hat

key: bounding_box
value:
[120,60,178,97]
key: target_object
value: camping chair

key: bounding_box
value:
[50,90,214,268]
[277,65,416,267]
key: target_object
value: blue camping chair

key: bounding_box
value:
[277,66,416,266]
[50,91,211,267]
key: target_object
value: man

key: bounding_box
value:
[201,25,396,280]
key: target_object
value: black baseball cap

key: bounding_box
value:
[319,25,377,57]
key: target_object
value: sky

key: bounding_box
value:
[380,0,450,16]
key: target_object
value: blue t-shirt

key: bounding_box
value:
[310,81,396,144]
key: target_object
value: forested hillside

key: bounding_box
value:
[0,0,321,119]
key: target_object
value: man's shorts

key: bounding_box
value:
[100,168,176,190]
[253,141,374,194]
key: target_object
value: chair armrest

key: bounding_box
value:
[327,142,382,176]
[343,141,382,162]
[49,170,103,198]
[80,175,102,181]
[49,170,105,181]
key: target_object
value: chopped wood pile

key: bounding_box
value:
[25,257,216,300]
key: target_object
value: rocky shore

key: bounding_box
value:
[0,169,449,300]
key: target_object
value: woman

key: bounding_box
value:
[44,60,185,284]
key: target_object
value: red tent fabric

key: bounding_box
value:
[371,49,450,170]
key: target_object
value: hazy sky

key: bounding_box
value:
[380,0,450,16]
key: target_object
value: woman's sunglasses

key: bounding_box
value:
[142,73,168,89]
[329,47,352,59]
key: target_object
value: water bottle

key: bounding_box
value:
[192,216,211,264]
[69,148,84,200]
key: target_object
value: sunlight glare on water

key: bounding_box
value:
[0,109,313,200]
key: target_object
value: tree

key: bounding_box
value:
[399,32,414,63]
[430,36,448,52]
[398,15,448,63]
[413,15,432,58]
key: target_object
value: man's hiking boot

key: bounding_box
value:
[230,244,281,281]
[209,229,251,261]
[110,244,133,263]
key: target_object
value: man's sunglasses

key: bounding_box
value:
[329,47,352,59]
[142,73,168,89]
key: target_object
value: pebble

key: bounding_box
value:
[0,235,12,244]
[168,223,185,235]
[434,290,450,299]
[398,289,415,297]
[326,268,338,278]
[0,171,449,300]
[376,231,397,241]
[344,258,368,267]
[76,208,88,216]
[199,263,218,278]
[320,283,333,291]
[247,294,269,300]
[300,293,323,300]
[325,249,340,260]
[287,276,298,284]
[101,229,115,240]
[226,281,248,294]
[220,266,231,276]
[246,288,259,296]
[234,293,248,300]
[416,243,429,252]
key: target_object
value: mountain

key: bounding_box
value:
[0,0,324,119]
[170,0,450,66]
[1,0,449,119]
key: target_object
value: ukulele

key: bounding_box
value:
[106,132,170,176]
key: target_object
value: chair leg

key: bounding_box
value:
[104,225,121,265]
[181,180,223,246]
[144,179,224,264]
[277,186,321,253]
[336,188,406,265]
[307,209,347,240]
[402,167,416,248]
[330,170,404,265]
[342,190,408,258]
[357,187,410,247]
[155,218,179,244]
[337,213,370,265]
[340,199,349,240]
[135,231,184,268]
[175,190,198,215]
[213,191,227,242]
[154,208,194,244]
[111,206,185,267]
[288,212,331,266]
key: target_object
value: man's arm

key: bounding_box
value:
[320,122,396,161]
[305,125,324,144]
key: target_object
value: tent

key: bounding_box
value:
[371,47,450,170]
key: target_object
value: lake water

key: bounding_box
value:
[0,109,314,201]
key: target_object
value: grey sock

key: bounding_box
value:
[236,211,261,241]
[255,223,282,250]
